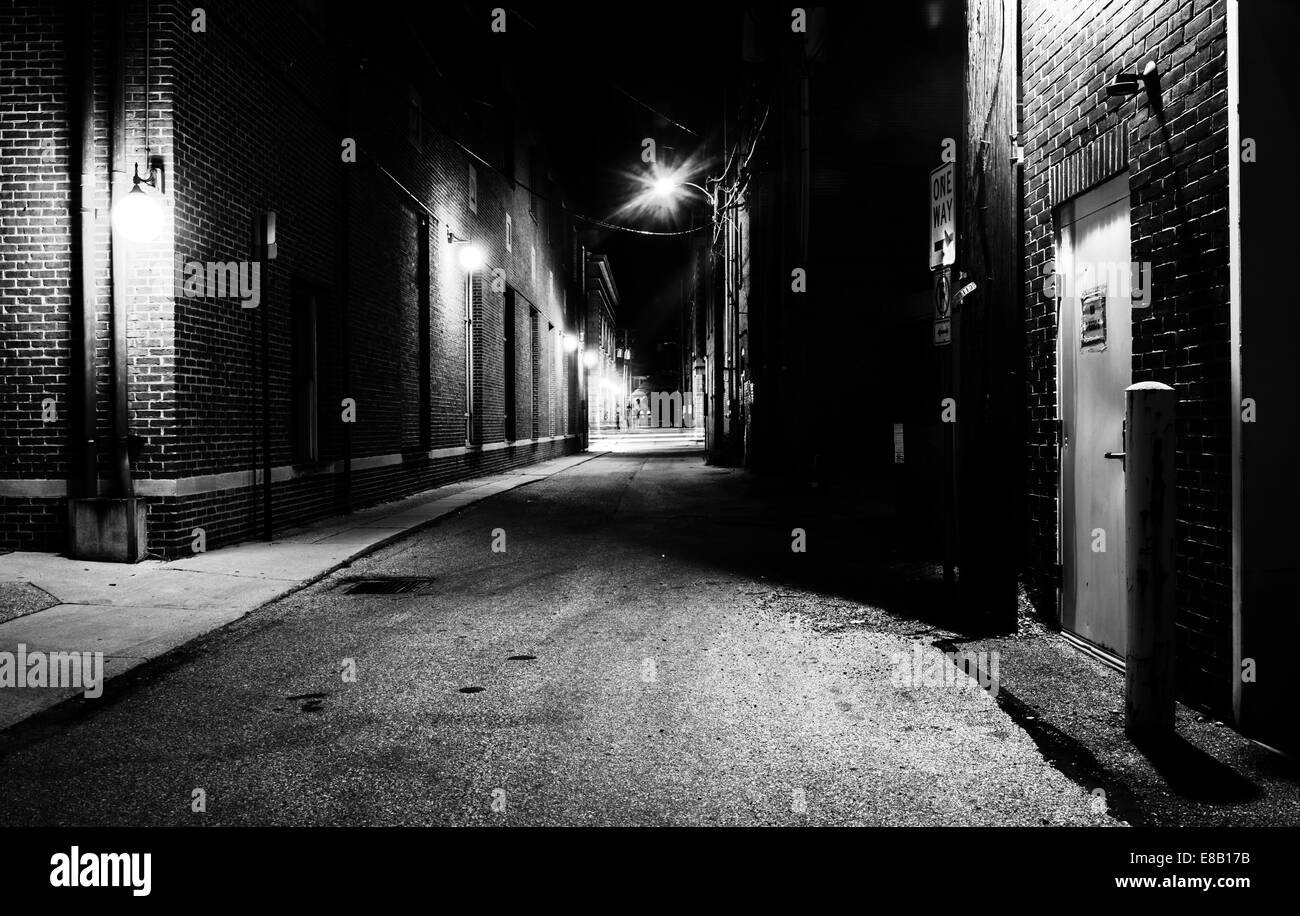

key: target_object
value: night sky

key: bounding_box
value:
[510,3,738,377]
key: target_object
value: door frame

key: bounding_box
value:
[1055,171,1133,668]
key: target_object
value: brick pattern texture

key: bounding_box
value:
[1022,0,1231,713]
[1,0,580,559]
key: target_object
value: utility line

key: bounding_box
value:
[217,17,704,238]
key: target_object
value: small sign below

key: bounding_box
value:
[933,268,952,347]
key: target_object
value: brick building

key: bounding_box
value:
[703,0,1293,750]
[1022,0,1297,749]
[583,251,622,433]
[0,0,586,559]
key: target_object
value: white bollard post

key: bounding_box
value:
[1125,381,1177,739]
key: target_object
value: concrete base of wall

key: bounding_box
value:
[68,498,148,563]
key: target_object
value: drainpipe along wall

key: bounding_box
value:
[66,0,145,561]
[73,1,97,499]
[109,0,134,503]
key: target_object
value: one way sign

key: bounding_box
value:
[929,161,955,270]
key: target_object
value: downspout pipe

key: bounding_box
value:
[72,1,97,498]
[108,0,134,501]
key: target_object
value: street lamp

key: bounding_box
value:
[562,332,579,354]
[648,175,717,208]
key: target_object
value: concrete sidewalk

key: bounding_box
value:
[0,451,602,731]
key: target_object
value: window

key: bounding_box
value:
[468,163,478,214]
[418,215,431,450]
[530,309,540,439]
[504,288,517,439]
[505,213,512,253]
[291,283,319,462]
[530,244,536,286]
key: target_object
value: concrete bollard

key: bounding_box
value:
[1124,382,1177,739]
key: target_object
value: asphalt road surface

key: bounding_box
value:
[0,450,1114,826]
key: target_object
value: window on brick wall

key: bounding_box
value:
[418,215,431,450]
[505,213,512,253]
[467,274,481,446]
[504,287,517,440]
[531,308,541,439]
[291,283,320,463]
[468,162,478,214]
[547,322,556,437]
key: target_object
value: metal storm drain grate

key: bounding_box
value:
[339,576,437,596]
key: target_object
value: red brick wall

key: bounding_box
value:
[1022,0,1231,713]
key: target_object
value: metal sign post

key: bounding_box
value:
[931,161,957,595]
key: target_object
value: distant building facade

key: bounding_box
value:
[583,252,622,433]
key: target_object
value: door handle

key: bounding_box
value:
[1105,420,1127,466]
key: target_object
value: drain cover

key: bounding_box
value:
[459,686,484,694]
[340,577,436,595]
[507,655,537,661]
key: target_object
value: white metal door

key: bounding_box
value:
[1058,174,1132,658]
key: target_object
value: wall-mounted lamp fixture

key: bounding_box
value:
[562,332,579,353]
[112,0,165,245]
[1107,61,1158,99]
[1106,73,1143,98]
[447,228,486,271]
[112,155,165,243]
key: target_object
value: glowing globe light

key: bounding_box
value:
[651,176,679,198]
[112,186,163,243]
[457,243,486,271]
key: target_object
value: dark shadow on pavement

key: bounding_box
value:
[1131,732,1261,804]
